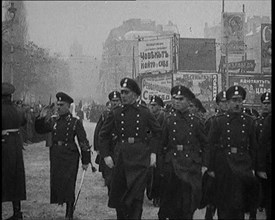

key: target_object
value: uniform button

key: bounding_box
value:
[189,132,192,135]
[121,128,124,131]
[186,154,189,157]
[242,130,245,133]
[122,140,125,143]
[190,124,193,127]
[173,153,177,156]
[137,114,140,117]
[66,133,68,136]
[228,144,231,147]
[67,128,69,130]
[136,133,138,136]
[65,144,68,146]
[122,134,124,137]
[228,137,230,140]
[121,121,124,124]
[173,138,176,141]
[173,130,176,132]
[187,141,190,144]
[191,117,193,120]
[174,114,176,116]
[227,130,230,133]
[242,124,245,127]
[137,104,140,107]
[137,120,139,123]
[227,123,230,125]
[228,152,231,155]
[121,113,124,116]
[174,122,177,125]
[68,123,70,126]
[136,127,139,130]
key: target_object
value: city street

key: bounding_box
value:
[2,120,266,219]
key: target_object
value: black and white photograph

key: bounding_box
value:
[2,0,271,219]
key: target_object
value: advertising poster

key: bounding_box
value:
[174,72,219,102]
[141,73,172,103]
[221,12,245,55]
[228,74,271,105]
[261,23,272,73]
[138,37,172,74]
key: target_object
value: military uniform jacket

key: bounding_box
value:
[208,112,258,173]
[99,102,162,208]
[35,112,91,204]
[2,100,27,202]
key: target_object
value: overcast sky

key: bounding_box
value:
[25,0,271,58]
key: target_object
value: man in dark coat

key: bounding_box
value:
[158,85,209,219]
[99,77,162,219]
[207,85,260,219]
[35,92,91,220]
[94,91,121,194]
[2,83,27,220]
[255,92,272,219]
[146,95,166,207]
[202,90,228,220]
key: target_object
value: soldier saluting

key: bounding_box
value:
[35,92,91,220]
[207,86,260,219]
[99,77,162,219]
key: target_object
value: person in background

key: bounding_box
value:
[2,83,27,220]
[99,78,162,219]
[189,97,207,122]
[35,92,91,220]
[146,95,166,207]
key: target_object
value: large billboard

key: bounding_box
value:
[174,72,219,102]
[221,12,245,55]
[228,74,271,105]
[141,73,172,103]
[178,38,216,71]
[261,23,272,74]
[138,37,172,74]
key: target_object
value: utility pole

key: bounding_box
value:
[225,36,229,89]
[10,27,14,84]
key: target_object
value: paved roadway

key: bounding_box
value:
[83,119,266,220]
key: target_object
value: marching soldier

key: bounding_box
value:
[35,92,91,220]
[146,95,166,207]
[2,83,27,220]
[99,77,162,219]
[94,91,121,194]
[207,86,260,219]
[158,85,209,219]
[254,92,272,219]
[202,90,228,220]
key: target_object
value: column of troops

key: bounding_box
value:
[2,78,271,220]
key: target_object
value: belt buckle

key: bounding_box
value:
[57,141,63,146]
[128,137,134,144]
[231,147,237,154]
[176,145,183,151]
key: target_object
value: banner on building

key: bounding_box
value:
[141,73,172,103]
[228,74,271,105]
[223,60,256,72]
[174,72,219,102]
[261,23,272,74]
[138,37,172,74]
[221,12,245,55]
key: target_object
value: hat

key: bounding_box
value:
[108,91,121,101]
[150,95,164,107]
[191,98,206,113]
[2,82,15,96]
[56,92,74,104]
[171,85,195,100]
[216,91,227,104]
[226,85,246,100]
[120,77,141,96]
[260,92,271,103]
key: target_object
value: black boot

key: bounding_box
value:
[65,202,74,220]
[5,201,23,220]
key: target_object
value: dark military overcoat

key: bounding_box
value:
[35,112,90,204]
[208,111,260,213]
[2,99,27,202]
[99,102,162,209]
[158,109,209,217]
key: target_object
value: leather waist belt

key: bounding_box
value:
[119,137,144,144]
[2,129,20,136]
[53,141,65,146]
[219,145,248,154]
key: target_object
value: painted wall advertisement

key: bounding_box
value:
[174,72,219,102]
[261,23,272,73]
[221,12,245,55]
[141,73,172,103]
[228,74,271,105]
[138,38,172,74]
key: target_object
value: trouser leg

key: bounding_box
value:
[205,204,216,220]
[65,202,74,220]
[128,199,143,219]
[116,207,128,220]
[5,201,23,220]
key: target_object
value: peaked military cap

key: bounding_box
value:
[108,91,121,101]
[120,77,141,96]
[171,85,195,100]
[226,85,246,100]
[56,92,74,104]
[260,92,271,103]
[191,97,206,113]
[150,95,164,107]
[216,91,227,104]
[2,82,15,96]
